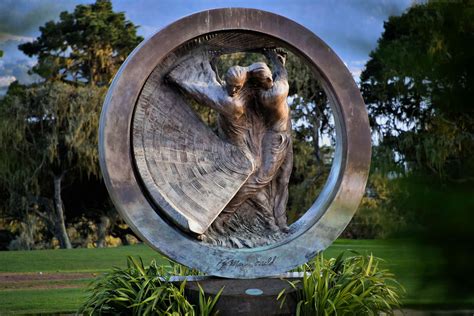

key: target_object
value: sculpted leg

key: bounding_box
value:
[251,189,279,231]
[258,131,289,181]
[212,168,275,233]
[273,143,293,232]
[212,182,261,233]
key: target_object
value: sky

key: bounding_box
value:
[0,0,416,95]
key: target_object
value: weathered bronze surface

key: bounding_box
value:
[99,8,371,278]
[134,38,293,247]
[133,37,294,247]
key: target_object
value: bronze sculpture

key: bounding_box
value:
[99,9,371,278]
[167,49,293,246]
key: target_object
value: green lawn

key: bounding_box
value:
[0,243,167,273]
[0,239,472,314]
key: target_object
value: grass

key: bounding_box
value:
[0,239,472,314]
[0,243,167,273]
[0,288,87,314]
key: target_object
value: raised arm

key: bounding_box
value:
[258,50,289,107]
[168,56,242,118]
[264,49,288,83]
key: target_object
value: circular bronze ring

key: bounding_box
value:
[99,8,371,278]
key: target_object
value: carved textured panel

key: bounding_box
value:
[133,46,254,235]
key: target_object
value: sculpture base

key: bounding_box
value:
[171,273,302,316]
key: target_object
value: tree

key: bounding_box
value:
[0,82,106,248]
[19,0,143,86]
[0,0,143,249]
[360,0,474,295]
[360,0,473,179]
[286,53,333,164]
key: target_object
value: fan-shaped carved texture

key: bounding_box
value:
[183,32,280,54]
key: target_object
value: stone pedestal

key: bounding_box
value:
[171,273,303,316]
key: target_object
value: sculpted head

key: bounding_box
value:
[225,66,248,97]
[249,62,273,90]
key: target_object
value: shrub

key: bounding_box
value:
[281,252,403,315]
[79,256,221,315]
[81,252,403,315]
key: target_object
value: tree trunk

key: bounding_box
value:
[53,174,72,249]
[310,110,322,165]
[96,215,110,248]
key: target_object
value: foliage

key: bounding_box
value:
[286,52,334,221]
[288,141,331,223]
[0,0,144,249]
[18,0,143,86]
[81,253,402,315]
[80,256,222,316]
[360,0,474,296]
[286,53,334,156]
[342,168,411,239]
[281,252,403,315]
[6,214,51,250]
[343,173,393,239]
[361,0,473,180]
[347,0,474,239]
[0,82,105,178]
[0,81,106,248]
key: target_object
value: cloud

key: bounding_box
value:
[0,59,39,83]
[0,32,34,43]
[0,75,16,87]
[349,67,363,83]
[345,59,368,83]
[0,0,90,39]
[0,32,35,43]
[0,58,41,96]
[0,37,32,62]
[318,1,412,58]
[138,25,160,39]
[353,0,412,20]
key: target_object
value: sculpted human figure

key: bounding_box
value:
[258,50,293,231]
[168,55,271,155]
[167,49,292,238]
[213,49,292,233]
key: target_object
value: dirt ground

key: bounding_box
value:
[0,272,96,289]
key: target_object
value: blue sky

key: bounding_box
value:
[0,0,416,94]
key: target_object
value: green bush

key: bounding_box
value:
[81,253,402,315]
[79,256,221,315]
[282,252,403,315]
